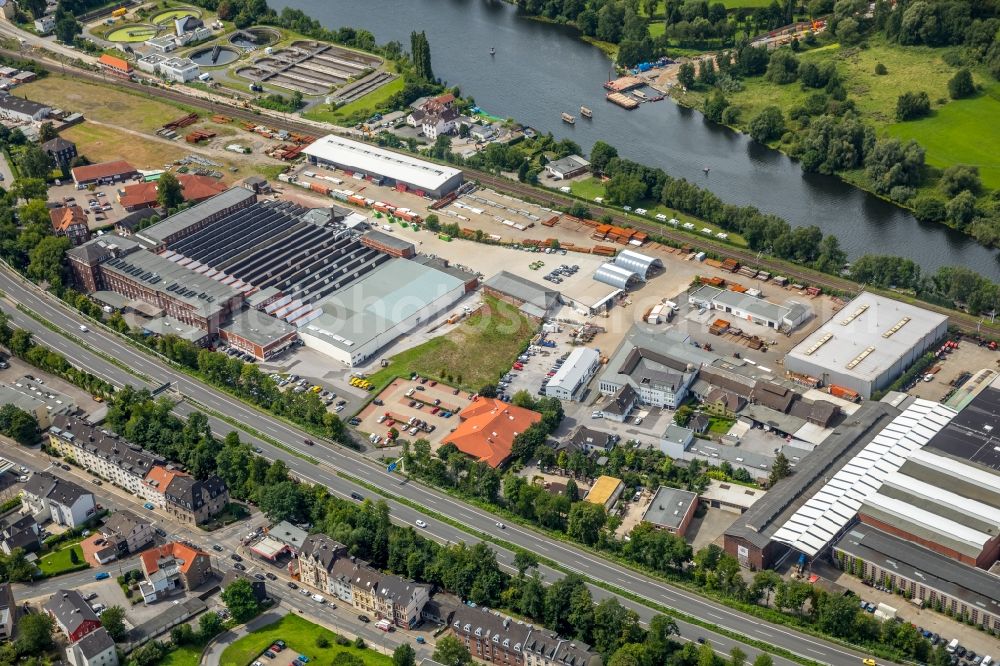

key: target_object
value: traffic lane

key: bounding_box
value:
[0,272,855,666]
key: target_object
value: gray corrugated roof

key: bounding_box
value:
[137,187,256,244]
[483,271,559,311]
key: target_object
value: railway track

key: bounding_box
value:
[13,49,998,338]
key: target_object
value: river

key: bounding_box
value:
[271,0,1000,279]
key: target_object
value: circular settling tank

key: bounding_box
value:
[106,24,158,42]
[189,45,239,66]
[230,27,279,49]
[151,8,202,25]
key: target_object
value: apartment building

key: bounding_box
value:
[162,474,229,526]
[21,473,95,528]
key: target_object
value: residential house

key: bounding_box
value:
[21,472,96,528]
[600,384,637,423]
[44,590,101,642]
[442,398,542,468]
[749,382,796,413]
[34,15,55,34]
[0,583,15,641]
[50,205,91,246]
[100,510,154,557]
[138,542,212,603]
[702,387,746,418]
[298,534,429,628]
[49,415,165,497]
[563,426,617,456]
[140,465,188,508]
[163,474,229,525]
[41,136,77,168]
[67,627,118,666]
[659,424,694,459]
[448,604,601,666]
[688,413,710,435]
[421,107,459,140]
[0,514,41,555]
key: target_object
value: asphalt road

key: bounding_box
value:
[0,268,871,666]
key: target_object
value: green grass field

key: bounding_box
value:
[302,75,404,126]
[160,645,201,666]
[886,84,1000,189]
[38,545,88,576]
[366,295,536,392]
[220,615,391,666]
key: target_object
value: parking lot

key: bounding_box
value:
[47,179,133,231]
[355,377,472,449]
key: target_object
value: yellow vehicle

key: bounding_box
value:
[863,659,876,666]
[111,7,127,17]
[310,385,322,393]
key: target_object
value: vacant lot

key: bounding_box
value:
[220,615,391,666]
[886,84,1000,190]
[17,75,195,132]
[62,122,193,169]
[367,295,536,392]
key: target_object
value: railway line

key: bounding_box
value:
[10,48,998,338]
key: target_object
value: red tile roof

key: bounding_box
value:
[71,160,137,184]
[49,205,87,232]
[140,542,208,575]
[98,54,131,72]
[118,174,226,210]
[442,398,541,468]
[144,465,188,492]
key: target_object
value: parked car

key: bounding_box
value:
[143,502,155,510]
[266,572,277,580]
[212,545,223,552]
[287,582,298,589]
[234,563,247,571]
[231,553,243,562]
[94,572,110,580]
[358,615,370,623]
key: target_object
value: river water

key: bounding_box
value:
[272,0,999,279]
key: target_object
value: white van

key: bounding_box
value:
[311,594,326,603]
[946,639,959,654]
[980,656,992,666]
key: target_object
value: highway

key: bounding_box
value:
[0,266,872,666]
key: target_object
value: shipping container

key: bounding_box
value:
[829,385,861,402]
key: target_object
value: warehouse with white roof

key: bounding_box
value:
[784,292,948,398]
[302,135,463,198]
[545,347,600,401]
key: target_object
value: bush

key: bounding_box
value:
[720,106,741,125]
[748,106,786,143]
[874,62,887,75]
[947,68,975,99]
[913,195,947,223]
[895,91,931,121]
[316,636,330,649]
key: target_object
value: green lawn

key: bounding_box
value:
[886,84,1000,190]
[367,295,536,392]
[302,75,405,126]
[161,645,202,666]
[219,615,392,666]
[38,545,89,576]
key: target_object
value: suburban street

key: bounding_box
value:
[0,266,870,666]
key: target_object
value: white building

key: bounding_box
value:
[48,415,164,497]
[21,473,96,528]
[144,35,178,53]
[0,93,51,123]
[136,54,199,82]
[34,15,55,34]
[421,108,459,140]
[598,328,709,411]
[688,285,811,331]
[545,347,600,401]
[67,628,118,666]
[302,134,463,198]
[298,259,465,367]
[785,292,949,398]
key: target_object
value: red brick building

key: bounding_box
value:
[360,230,416,258]
[71,160,139,186]
[219,310,298,361]
[98,54,132,79]
[117,174,227,212]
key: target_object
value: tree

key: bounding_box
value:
[0,404,40,446]
[678,62,696,89]
[769,452,791,485]
[221,578,261,623]
[198,611,224,641]
[765,49,799,84]
[895,91,931,121]
[18,145,53,179]
[704,91,729,123]
[644,614,679,665]
[592,598,643,656]
[393,644,416,666]
[23,0,46,19]
[99,605,128,642]
[410,31,434,82]
[606,173,646,207]
[15,612,53,655]
[27,235,70,287]
[939,165,981,197]
[590,141,618,174]
[38,123,58,143]
[432,635,472,666]
[55,15,82,45]
[70,548,80,564]
[945,190,977,229]
[753,655,774,666]
[567,501,606,545]
[817,592,860,637]
[157,172,184,210]
[913,195,947,223]
[730,647,747,666]
[748,106,785,143]
[513,549,538,576]
[947,68,974,99]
